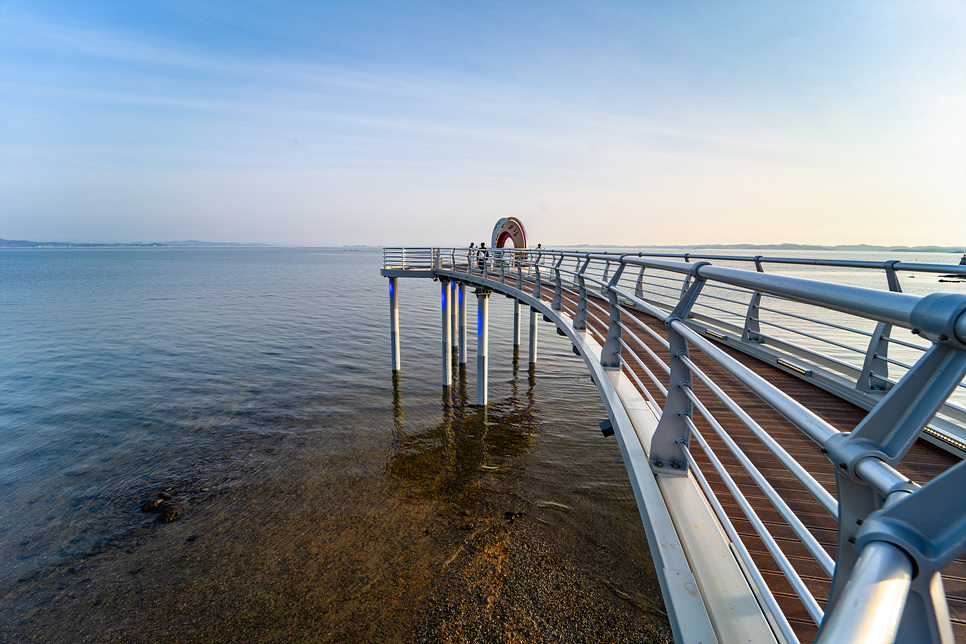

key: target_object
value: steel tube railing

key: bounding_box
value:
[619,338,668,398]
[756,303,876,338]
[815,541,913,644]
[619,350,664,409]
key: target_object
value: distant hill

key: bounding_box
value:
[0,238,270,248]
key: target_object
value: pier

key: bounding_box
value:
[381,244,966,644]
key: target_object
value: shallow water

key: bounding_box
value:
[1,248,670,642]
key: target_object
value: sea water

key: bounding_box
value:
[0,247,671,642]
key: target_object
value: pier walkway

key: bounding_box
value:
[382,247,966,644]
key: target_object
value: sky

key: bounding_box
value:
[0,1,964,247]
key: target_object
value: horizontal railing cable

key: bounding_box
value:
[679,354,839,517]
[681,379,836,573]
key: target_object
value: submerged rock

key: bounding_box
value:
[158,501,183,523]
[140,496,165,513]
[140,490,180,520]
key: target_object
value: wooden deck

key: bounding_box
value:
[493,270,966,642]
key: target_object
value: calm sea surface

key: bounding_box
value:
[1,247,673,643]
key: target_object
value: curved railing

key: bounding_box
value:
[383,246,966,644]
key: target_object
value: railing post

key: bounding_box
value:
[500,249,506,282]
[857,261,902,392]
[600,260,627,369]
[817,461,966,643]
[740,256,764,343]
[573,256,591,332]
[552,255,563,311]
[679,254,692,298]
[649,263,709,474]
[635,263,646,299]
[822,293,966,641]
[533,253,543,301]
[516,254,523,290]
[600,260,610,296]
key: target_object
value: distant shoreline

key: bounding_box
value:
[562,243,964,253]
[0,239,275,248]
[1,238,962,253]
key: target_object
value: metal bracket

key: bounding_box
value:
[573,255,591,332]
[740,256,764,343]
[650,271,708,474]
[855,261,903,392]
[826,343,966,478]
[600,259,628,369]
[552,255,564,311]
[635,260,646,299]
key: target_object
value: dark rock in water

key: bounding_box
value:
[158,501,183,523]
[140,497,165,513]
[159,491,173,501]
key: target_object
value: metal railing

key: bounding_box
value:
[384,246,966,644]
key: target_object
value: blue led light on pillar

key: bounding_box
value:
[441,279,452,387]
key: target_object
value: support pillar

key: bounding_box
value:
[389,277,400,372]
[441,278,452,388]
[476,289,491,405]
[528,306,539,365]
[512,300,521,347]
[450,281,458,351]
[458,283,467,364]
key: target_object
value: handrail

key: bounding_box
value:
[386,246,966,644]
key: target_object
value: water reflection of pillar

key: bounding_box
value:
[527,364,537,409]
[528,306,539,365]
[456,363,468,413]
[510,345,521,408]
[441,382,455,452]
[441,278,452,388]
[391,371,404,449]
